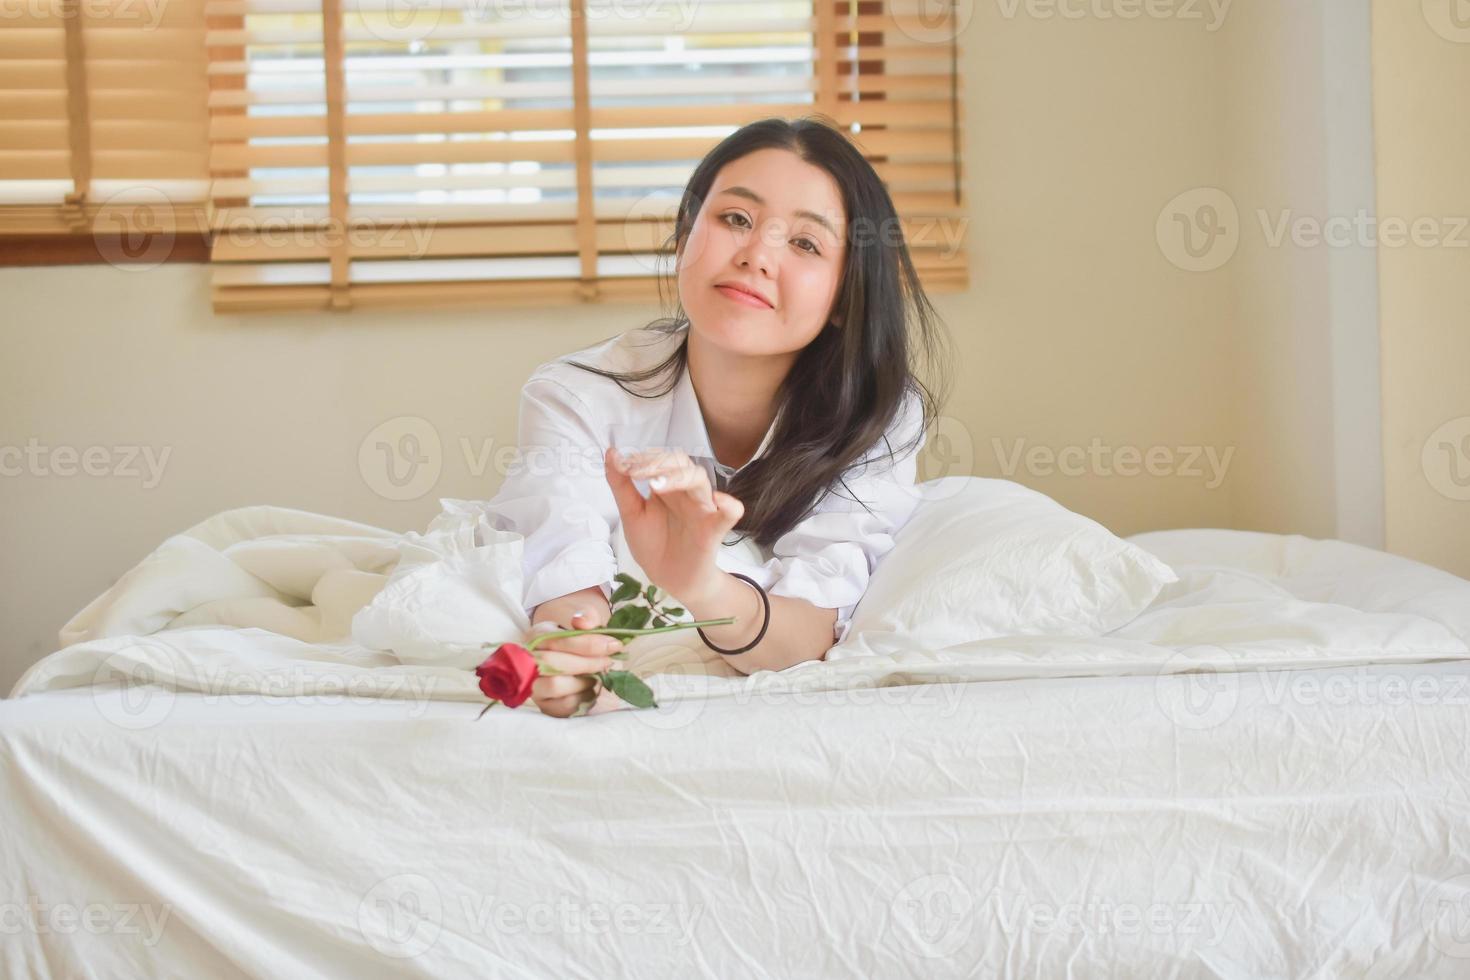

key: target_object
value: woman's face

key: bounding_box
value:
[677,148,847,359]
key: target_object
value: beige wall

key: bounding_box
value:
[1371,0,1470,580]
[3,1,1457,692]
[1217,0,1340,541]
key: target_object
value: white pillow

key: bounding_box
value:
[830,477,1179,658]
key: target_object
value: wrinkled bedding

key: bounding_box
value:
[3,524,1469,978]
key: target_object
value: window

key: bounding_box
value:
[0,0,210,260]
[1,0,967,311]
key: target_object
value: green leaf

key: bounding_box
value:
[603,670,658,709]
[644,584,658,604]
[607,604,651,630]
[611,574,641,604]
[663,607,685,618]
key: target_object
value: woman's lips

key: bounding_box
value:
[715,284,773,309]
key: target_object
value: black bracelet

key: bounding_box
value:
[697,572,771,655]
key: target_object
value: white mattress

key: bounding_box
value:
[3,528,1470,978]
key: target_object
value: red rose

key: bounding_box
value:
[475,643,539,708]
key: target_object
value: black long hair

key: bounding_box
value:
[567,115,954,549]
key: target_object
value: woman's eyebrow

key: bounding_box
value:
[717,185,839,239]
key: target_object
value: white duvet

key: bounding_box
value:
[3,507,1470,978]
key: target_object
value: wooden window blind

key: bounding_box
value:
[0,0,209,245]
[204,0,967,312]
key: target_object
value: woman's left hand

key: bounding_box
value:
[603,447,745,605]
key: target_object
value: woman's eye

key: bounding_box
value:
[721,213,750,229]
[795,239,820,255]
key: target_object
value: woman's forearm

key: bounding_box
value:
[677,570,836,674]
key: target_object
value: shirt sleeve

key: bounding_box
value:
[752,390,928,645]
[480,375,619,619]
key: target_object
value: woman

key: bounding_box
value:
[485,116,952,717]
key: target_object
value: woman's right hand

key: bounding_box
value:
[528,595,624,718]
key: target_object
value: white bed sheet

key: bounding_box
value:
[3,529,1470,978]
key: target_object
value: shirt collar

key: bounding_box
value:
[667,360,782,481]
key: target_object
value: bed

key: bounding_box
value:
[3,509,1469,978]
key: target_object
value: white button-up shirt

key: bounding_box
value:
[482,325,927,645]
